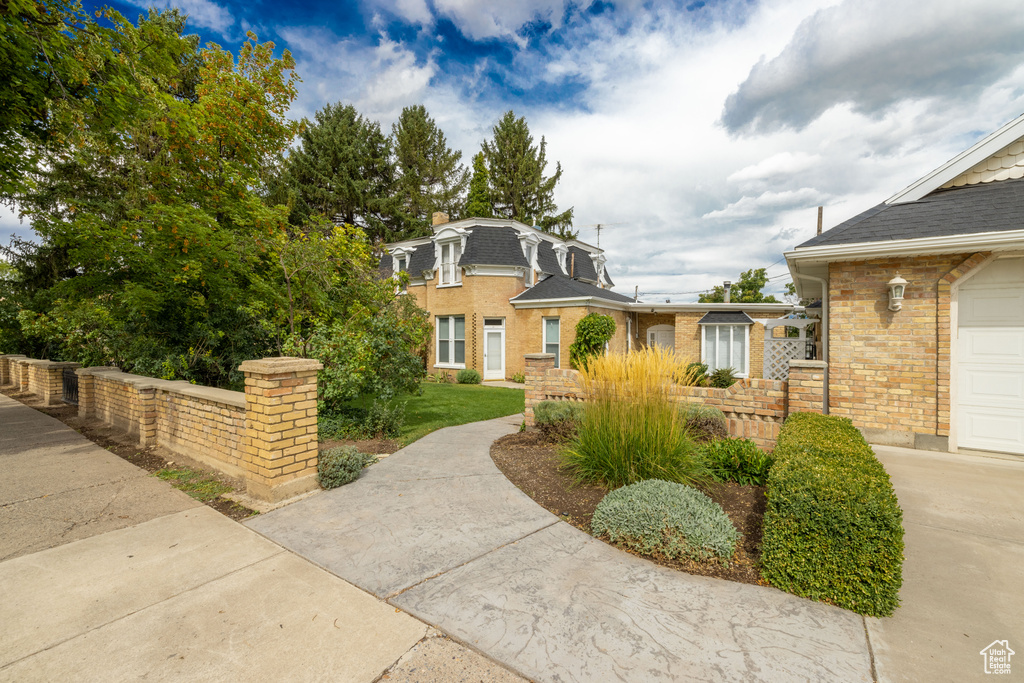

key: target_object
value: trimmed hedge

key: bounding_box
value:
[761,412,904,617]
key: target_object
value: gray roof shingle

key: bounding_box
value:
[537,240,564,275]
[511,274,634,304]
[566,246,598,281]
[797,177,1024,249]
[697,311,755,324]
[407,243,436,274]
[460,227,530,267]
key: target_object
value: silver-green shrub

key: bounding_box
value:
[318,446,378,489]
[591,479,739,561]
[534,400,585,441]
[678,402,728,442]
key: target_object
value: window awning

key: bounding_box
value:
[697,311,754,325]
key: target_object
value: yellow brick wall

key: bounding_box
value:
[409,273,629,379]
[827,252,988,437]
[156,393,247,479]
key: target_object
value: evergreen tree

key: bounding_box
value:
[287,103,401,241]
[481,110,576,239]
[464,152,493,218]
[392,105,468,234]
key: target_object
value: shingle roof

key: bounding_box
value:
[797,177,1024,248]
[566,246,598,281]
[697,311,755,324]
[511,274,634,304]
[460,227,530,267]
[604,270,615,287]
[407,243,435,274]
[377,253,392,277]
[536,240,564,275]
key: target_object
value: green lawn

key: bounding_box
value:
[349,383,525,445]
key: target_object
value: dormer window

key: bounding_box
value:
[518,233,541,287]
[440,241,462,285]
[396,256,406,272]
[553,243,568,274]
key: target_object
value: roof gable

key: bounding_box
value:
[887,113,1024,205]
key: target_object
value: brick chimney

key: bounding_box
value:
[432,211,449,226]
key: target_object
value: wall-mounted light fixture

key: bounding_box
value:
[887,273,908,312]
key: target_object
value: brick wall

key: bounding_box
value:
[827,253,988,447]
[523,354,818,450]
[0,356,328,504]
[632,311,769,379]
[410,273,630,378]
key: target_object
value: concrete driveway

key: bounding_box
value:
[868,445,1024,682]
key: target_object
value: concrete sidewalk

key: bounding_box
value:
[248,415,875,682]
[867,445,1024,682]
[0,393,499,682]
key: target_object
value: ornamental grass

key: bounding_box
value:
[561,346,710,489]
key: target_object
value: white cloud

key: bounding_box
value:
[728,152,821,184]
[703,188,826,220]
[131,0,234,34]
[722,0,1024,133]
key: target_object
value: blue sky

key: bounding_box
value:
[5,0,1024,299]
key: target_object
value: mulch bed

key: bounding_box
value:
[490,430,768,586]
[2,389,258,522]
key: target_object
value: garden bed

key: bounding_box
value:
[490,430,768,585]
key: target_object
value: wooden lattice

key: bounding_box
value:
[763,339,804,381]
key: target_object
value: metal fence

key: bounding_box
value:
[62,367,78,405]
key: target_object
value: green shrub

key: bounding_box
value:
[456,368,482,384]
[569,313,616,370]
[678,402,728,442]
[534,400,585,442]
[318,404,368,440]
[708,367,737,388]
[563,348,710,488]
[364,400,405,438]
[681,361,708,386]
[702,437,774,486]
[761,412,904,617]
[591,479,739,561]
[510,371,526,384]
[317,446,379,489]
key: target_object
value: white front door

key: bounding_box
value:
[957,257,1024,455]
[483,319,505,381]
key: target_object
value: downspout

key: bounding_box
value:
[795,272,829,415]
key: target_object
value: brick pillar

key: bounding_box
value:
[0,355,26,387]
[18,359,30,393]
[76,366,118,418]
[524,353,555,426]
[787,360,828,416]
[39,362,81,406]
[238,357,323,503]
[137,385,158,447]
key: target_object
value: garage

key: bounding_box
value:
[957,256,1024,455]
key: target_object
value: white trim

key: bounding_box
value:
[948,253,1002,454]
[483,318,506,380]
[637,302,798,314]
[787,229,1024,263]
[543,316,561,369]
[435,314,466,368]
[436,283,463,289]
[887,113,1024,205]
[463,265,526,277]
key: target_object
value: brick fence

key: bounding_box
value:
[524,354,827,450]
[0,354,322,503]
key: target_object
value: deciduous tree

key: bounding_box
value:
[699,268,780,303]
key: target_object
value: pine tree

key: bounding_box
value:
[287,103,401,241]
[482,110,576,239]
[464,152,493,218]
[392,105,468,234]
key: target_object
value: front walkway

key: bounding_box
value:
[867,445,1024,682]
[247,416,874,682]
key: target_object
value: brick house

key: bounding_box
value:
[787,114,1024,456]
[383,214,796,380]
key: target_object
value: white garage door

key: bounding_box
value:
[957,257,1024,455]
